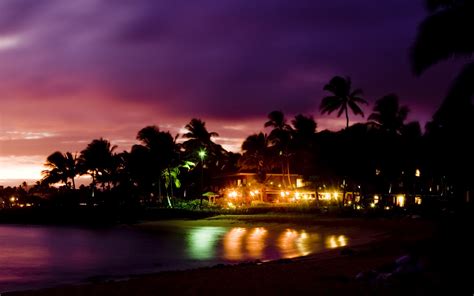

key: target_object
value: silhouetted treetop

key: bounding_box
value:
[368,94,410,134]
[412,0,474,75]
[183,118,219,142]
[292,114,317,136]
[320,76,367,128]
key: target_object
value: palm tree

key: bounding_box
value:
[320,76,368,128]
[80,138,117,191]
[412,0,474,76]
[240,133,273,184]
[183,118,219,144]
[412,0,474,199]
[368,94,410,134]
[182,118,223,162]
[292,114,317,138]
[162,161,195,207]
[412,0,474,116]
[264,111,293,187]
[291,114,317,176]
[182,118,225,200]
[42,151,79,189]
[136,126,179,205]
[240,133,274,201]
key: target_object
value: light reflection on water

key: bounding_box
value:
[1,224,351,292]
[246,227,267,258]
[187,226,350,261]
[187,226,227,260]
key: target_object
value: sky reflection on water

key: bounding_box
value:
[1,224,351,292]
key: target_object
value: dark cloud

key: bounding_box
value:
[0,0,464,162]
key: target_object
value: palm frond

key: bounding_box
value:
[411,3,474,74]
[348,101,365,116]
[368,113,382,123]
[350,88,364,98]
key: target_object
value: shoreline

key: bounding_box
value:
[4,214,452,296]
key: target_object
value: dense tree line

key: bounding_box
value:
[2,0,473,208]
[7,78,465,209]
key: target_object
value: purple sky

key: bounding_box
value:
[0,0,464,183]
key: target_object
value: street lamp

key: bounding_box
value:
[198,149,207,161]
[198,148,207,205]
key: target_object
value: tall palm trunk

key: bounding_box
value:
[91,171,96,199]
[286,156,292,189]
[281,161,287,189]
[345,107,350,128]
[157,177,162,204]
[167,167,173,208]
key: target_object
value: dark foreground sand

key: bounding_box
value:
[6,215,473,296]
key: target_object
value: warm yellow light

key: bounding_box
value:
[280,191,285,197]
[370,203,375,208]
[415,196,422,205]
[296,179,304,188]
[356,205,361,210]
[228,190,238,198]
[325,235,348,249]
[374,195,379,204]
[396,195,405,207]
[224,227,246,260]
[333,192,339,199]
[324,193,331,200]
[278,229,300,258]
[247,227,267,258]
[415,169,421,177]
[338,235,347,247]
[250,191,255,197]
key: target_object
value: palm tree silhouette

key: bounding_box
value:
[368,94,410,134]
[264,111,293,188]
[80,138,117,191]
[412,0,474,104]
[291,114,317,176]
[320,76,367,128]
[182,118,223,162]
[182,119,224,202]
[412,1,474,199]
[292,114,317,138]
[42,151,79,189]
[240,132,274,201]
[241,133,273,184]
[137,126,178,206]
[183,118,219,144]
[412,0,474,74]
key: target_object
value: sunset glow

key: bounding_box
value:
[0,0,460,185]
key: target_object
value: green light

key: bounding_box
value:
[198,149,207,160]
[187,226,226,260]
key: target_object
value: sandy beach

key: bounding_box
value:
[5,214,472,296]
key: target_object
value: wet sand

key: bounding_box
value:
[7,215,469,296]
